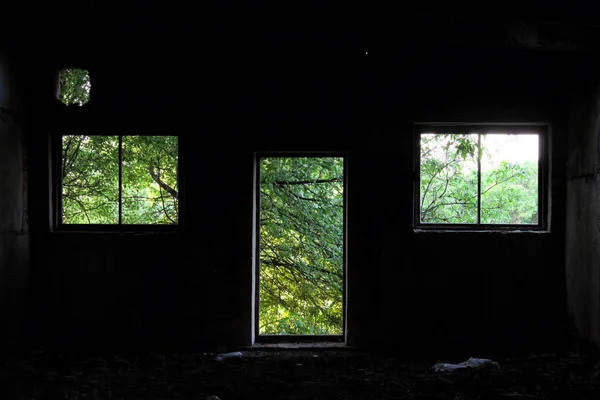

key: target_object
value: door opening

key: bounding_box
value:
[255,155,346,340]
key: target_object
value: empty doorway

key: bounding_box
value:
[255,155,346,340]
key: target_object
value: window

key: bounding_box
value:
[57,134,179,228]
[57,69,91,106]
[415,124,547,230]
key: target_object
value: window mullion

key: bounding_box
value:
[118,135,123,225]
[477,133,481,225]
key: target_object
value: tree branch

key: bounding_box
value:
[148,165,178,199]
[481,172,523,196]
[158,184,176,223]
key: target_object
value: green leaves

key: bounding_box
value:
[61,135,178,225]
[122,136,178,224]
[259,157,344,335]
[420,133,539,225]
[62,135,119,224]
[481,160,538,224]
[420,134,479,223]
[58,69,91,106]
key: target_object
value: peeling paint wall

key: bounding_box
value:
[0,52,29,346]
[566,76,600,351]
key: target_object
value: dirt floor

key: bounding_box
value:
[1,345,600,399]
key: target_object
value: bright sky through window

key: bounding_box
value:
[481,134,538,171]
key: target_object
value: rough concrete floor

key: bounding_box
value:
[1,347,599,399]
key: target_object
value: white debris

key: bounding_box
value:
[214,351,243,362]
[432,357,500,373]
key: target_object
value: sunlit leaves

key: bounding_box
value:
[122,136,178,224]
[62,135,119,224]
[419,133,539,225]
[420,134,478,223]
[61,135,178,225]
[481,160,538,224]
[58,69,91,106]
[259,157,344,335]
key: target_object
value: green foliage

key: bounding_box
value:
[420,133,538,225]
[481,160,538,224]
[58,69,91,106]
[420,134,478,223]
[259,157,344,335]
[62,135,178,224]
[62,136,119,223]
[122,136,178,224]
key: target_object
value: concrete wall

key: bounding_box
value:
[0,52,29,346]
[23,43,572,357]
[350,49,569,356]
[565,71,600,353]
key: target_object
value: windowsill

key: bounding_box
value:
[250,342,350,350]
[413,228,550,234]
[255,335,344,343]
[50,226,182,235]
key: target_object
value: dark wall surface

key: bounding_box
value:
[565,67,600,355]
[0,52,29,347]
[8,9,592,356]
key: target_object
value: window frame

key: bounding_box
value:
[413,123,549,232]
[51,131,184,232]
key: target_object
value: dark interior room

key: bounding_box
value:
[2,2,600,399]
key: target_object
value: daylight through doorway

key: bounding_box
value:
[257,156,345,336]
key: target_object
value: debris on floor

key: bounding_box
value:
[215,351,243,362]
[0,348,599,399]
[433,357,500,373]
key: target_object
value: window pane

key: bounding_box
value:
[480,134,538,224]
[420,133,478,223]
[62,135,119,224]
[122,136,178,224]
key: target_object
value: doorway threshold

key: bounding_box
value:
[251,342,350,350]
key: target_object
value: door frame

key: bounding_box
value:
[253,151,348,343]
